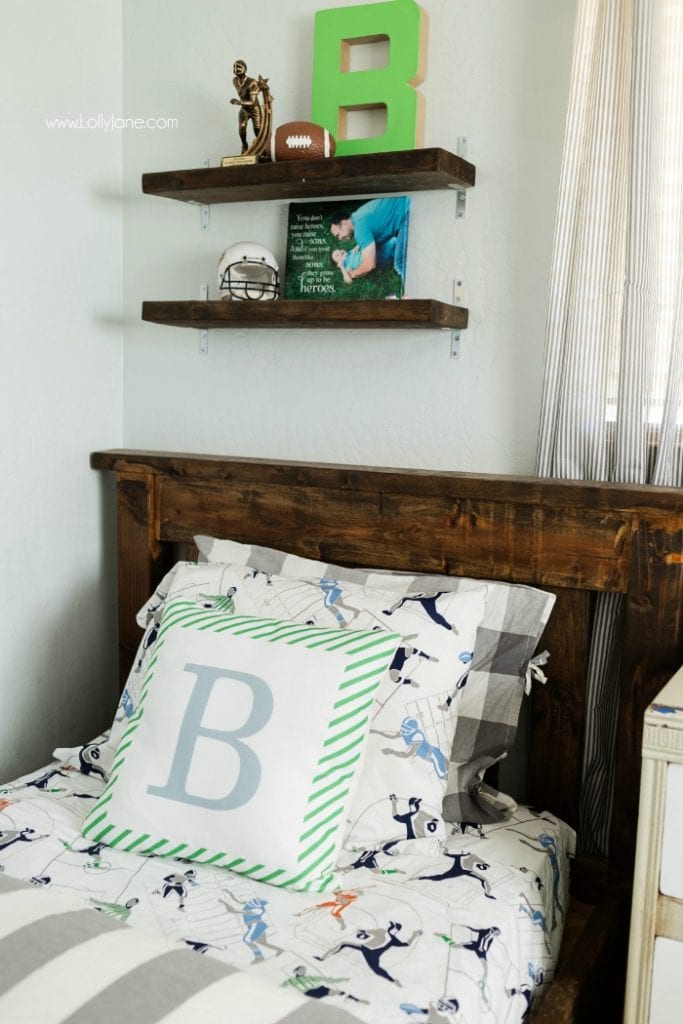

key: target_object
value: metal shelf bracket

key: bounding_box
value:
[454,137,468,219]
[451,276,465,358]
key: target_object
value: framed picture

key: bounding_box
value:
[283,196,410,300]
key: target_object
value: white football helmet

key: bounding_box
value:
[217,241,279,300]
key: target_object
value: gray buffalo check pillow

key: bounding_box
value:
[192,535,556,825]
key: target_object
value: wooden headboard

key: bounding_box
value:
[91,448,683,1022]
[91,449,683,893]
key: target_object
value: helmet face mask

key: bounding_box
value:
[400,717,419,737]
[217,242,279,301]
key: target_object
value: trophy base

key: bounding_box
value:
[221,154,260,167]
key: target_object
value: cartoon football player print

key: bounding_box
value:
[0,827,47,853]
[436,926,501,1005]
[136,620,160,669]
[507,983,533,1019]
[438,652,473,710]
[337,841,407,876]
[66,838,109,871]
[152,868,198,911]
[318,579,361,628]
[184,939,222,954]
[114,687,136,720]
[518,865,544,891]
[282,965,369,1004]
[518,832,563,929]
[244,568,272,584]
[219,891,285,962]
[400,997,460,1023]
[27,766,76,792]
[419,852,496,899]
[388,641,439,688]
[78,743,108,782]
[1,765,77,795]
[450,819,486,840]
[518,893,551,952]
[296,889,359,929]
[197,586,237,612]
[372,717,449,780]
[390,795,439,840]
[89,896,140,923]
[507,960,544,1018]
[315,921,422,985]
[382,593,458,634]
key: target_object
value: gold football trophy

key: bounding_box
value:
[221,59,273,167]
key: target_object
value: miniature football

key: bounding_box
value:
[270,121,336,162]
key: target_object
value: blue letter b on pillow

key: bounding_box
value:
[147,662,273,810]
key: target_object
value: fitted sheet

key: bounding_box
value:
[0,743,575,1024]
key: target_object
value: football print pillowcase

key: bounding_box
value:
[193,535,556,824]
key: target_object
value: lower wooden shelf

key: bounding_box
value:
[141,299,468,331]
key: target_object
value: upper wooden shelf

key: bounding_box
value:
[142,299,468,331]
[141,147,476,205]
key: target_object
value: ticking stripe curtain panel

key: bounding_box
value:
[536,0,683,854]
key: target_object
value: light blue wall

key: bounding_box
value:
[0,0,124,779]
[121,0,576,473]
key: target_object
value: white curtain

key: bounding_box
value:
[536,0,683,854]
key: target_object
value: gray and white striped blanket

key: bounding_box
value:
[0,872,359,1024]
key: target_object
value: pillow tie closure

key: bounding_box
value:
[525,650,550,695]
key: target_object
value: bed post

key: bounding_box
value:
[112,466,174,688]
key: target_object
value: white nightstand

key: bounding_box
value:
[624,666,683,1024]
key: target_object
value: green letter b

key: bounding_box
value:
[312,0,427,156]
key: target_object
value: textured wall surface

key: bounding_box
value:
[122,0,576,473]
[0,0,123,779]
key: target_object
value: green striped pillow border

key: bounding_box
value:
[83,600,400,891]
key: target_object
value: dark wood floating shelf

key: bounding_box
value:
[141,147,475,205]
[142,299,468,331]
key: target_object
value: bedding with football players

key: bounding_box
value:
[0,749,574,1024]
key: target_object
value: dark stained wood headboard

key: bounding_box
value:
[91,448,683,893]
[91,449,683,1022]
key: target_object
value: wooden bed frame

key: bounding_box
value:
[91,448,683,1024]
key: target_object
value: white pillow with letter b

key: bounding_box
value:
[82,600,401,892]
